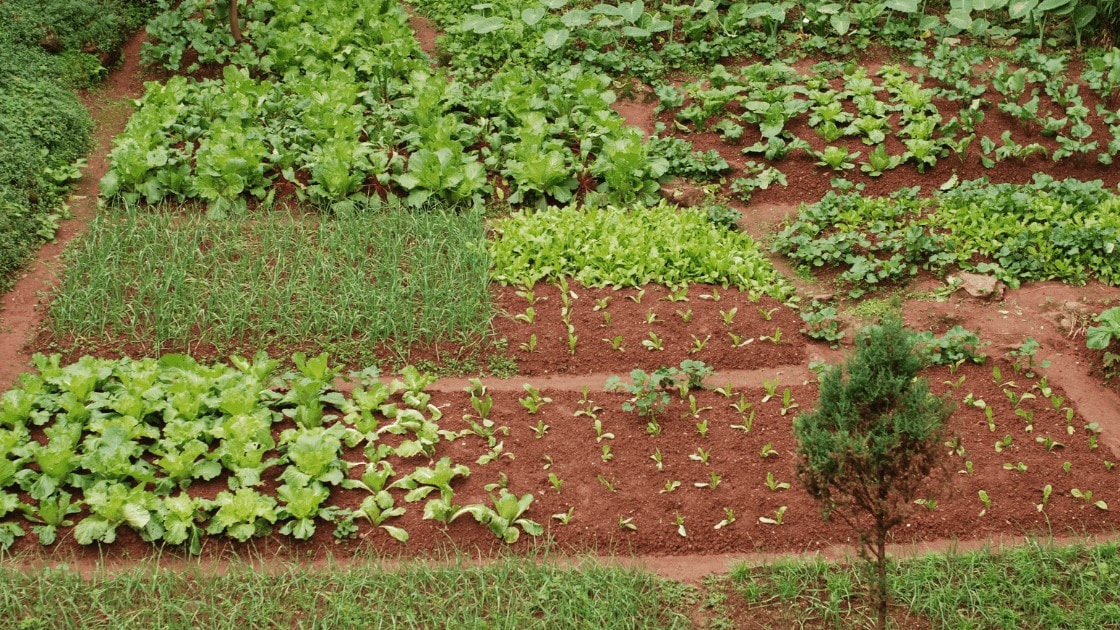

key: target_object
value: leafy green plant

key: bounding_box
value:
[453,490,543,543]
[489,204,794,300]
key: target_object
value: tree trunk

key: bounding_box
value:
[230,0,242,42]
[876,529,888,630]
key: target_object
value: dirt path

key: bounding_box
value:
[0,31,153,390]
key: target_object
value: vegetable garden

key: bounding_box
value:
[4,0,1120,625]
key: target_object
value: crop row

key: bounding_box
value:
[773,174,1120,294]
[103,0,679,214]
[659,46,1120,191]
[2,343,1117,555]
[416,0,1107,83]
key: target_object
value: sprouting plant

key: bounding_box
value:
[690,446,712,465]
[642,332,665,351]
[682,394,712,419]
[894,487,938,516]
[724,332,748,348]
[759,506,787,525]
[944,435,966,457]
[762,379,779,403]
[601,311,612,326]
[960,460,974,475]
[593,418,615,443]
[760,443,778,458]
[693,419,710,438]
[676,308,694,323]
[994,434,1013,453]
[1037,484,1053,512]
[541,455,553,470]
[476,441,513,465]
[484,472,510,493]
[992,365,1003,385]
[567,333,578,355]
[765,472,790,491]
[605,368,672,420]
[552,507,574,525]
[600,444,614,462]
[644,309,662,325]
[519,384,552,414]
[985,407,996,432]
[978,489,991,515]
[758,307,778,321]
[515,284,540,305]
[650,449,664,471]
[762,327,783,344]
[661,480,682,494]
[515,332,538,354]
[719,307,738,325]
[628,289,646,303]
[529,419,550,439]
[1036,435,1064,452]
[1015,408,1036,433]
[1064,461,1073,474]
[452,490,543,544]
[547,473,564,493]
[1002,461,1028,473]
[700,288,722,301]
[1008,337,1050,377]
[731,410,756,433]
[695,471,722,489]
[646,420,661,436]
[674,513,687,538]
[1107,461,1116,471]
[690,334,711,354]
[714,507,736,529]
[714,383,735,397]
[619,516,637,531]
[593,296,612,311]
[730,393,752,414]
[597,475,618,493]
[573,396,602,420]
[662,286,690,302]
[514,307,536,325]
[603,335,625,352]
[1071,488,1109,510]
[780,388,798,416]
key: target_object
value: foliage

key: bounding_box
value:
[915,326,989,366]
[1088,307,1120,350]
[489,203,793,300]
[107,0,667,211]
[0,354,488,550]
[604,361,714,419]
[794,318,952,629]
[0,0,158,292]
[48,200,492,366]
[774,175,1120,292]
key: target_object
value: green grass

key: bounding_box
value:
[723,539,1120,629]
[48,200,493,366]
[0,556,693,629]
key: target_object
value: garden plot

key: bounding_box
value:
[2,0,1120,571]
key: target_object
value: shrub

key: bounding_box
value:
[794,317,953,629]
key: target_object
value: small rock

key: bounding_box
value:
[953,272,1005,300]
[659,178,707,207]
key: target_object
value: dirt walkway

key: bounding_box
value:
[0,31,153,390]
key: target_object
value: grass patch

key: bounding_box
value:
[726,539,1120,628]
[47,200,493,366]
[0,557,693,628]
